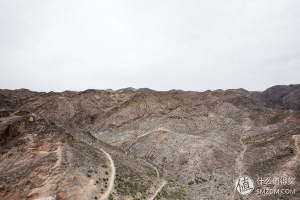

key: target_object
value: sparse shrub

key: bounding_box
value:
[289,148,294,154]
[188,181,194,185]
[268,114,282,124]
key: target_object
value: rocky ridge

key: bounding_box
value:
[0,84,299,200]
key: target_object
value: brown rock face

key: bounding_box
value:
[0,84,299,200]
[255,84,300,110]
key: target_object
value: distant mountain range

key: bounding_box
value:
[0,84,299,200]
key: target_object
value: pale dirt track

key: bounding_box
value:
[148,180,167,200]
[99,149,116,200]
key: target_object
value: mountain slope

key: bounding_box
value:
[0,84,299,200]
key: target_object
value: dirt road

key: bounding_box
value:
[99,149,116,200]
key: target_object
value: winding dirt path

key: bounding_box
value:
[283,110,293,124]
[231,134,247,200]
[99,149,116,200]
[131,129,168,200]
[137,158,160,178]
[136,158,167,200]
[128,128,170,153]
[136,128,169,140]
[236,136,246,176]
[148,180,167,200]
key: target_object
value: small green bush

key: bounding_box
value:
[188,181,194,185]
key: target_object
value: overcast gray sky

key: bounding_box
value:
[0,0,299,92]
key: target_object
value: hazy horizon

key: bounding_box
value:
[1,1,300,92]
[1,83,299,93]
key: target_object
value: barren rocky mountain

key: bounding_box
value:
[0,84,299,200]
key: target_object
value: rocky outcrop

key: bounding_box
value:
[255,84,300,110]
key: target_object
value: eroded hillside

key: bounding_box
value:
[0,85,299,200]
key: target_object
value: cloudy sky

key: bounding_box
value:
[1,0,299,92]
